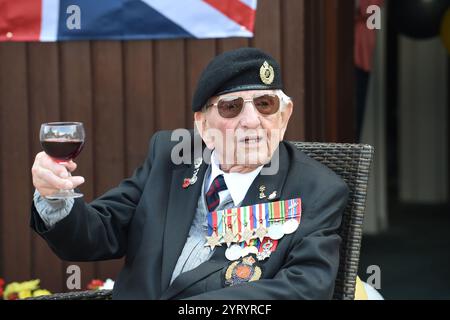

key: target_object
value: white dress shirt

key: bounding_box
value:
[207,151,263,207]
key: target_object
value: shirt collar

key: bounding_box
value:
[208,151,263,206]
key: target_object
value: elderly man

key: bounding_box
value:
[30,48,349,299]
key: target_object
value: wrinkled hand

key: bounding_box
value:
[31,151,85,197]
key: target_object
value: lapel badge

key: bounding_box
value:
[259,61,275,85]
[268,191,277,200]
[182,174,198,188]
[259,185,266,199]
[182,178,191,189]
[182,160,201,189]
[194,157,202,169]
[224,254,262,287]
[189,175,198,184]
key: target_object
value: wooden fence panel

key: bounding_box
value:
[185,39,216,129]
[282,0,306,141]
[59,41,96,291]
[27,43,63,293]
[0,43,32,283]
[0,0,354,293]
[154,40,186,131]
[91,41,126,282]
[251,0,282,62]
[123,41,156,175]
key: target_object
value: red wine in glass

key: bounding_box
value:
[41,139,84,162]
[40,122,85,199]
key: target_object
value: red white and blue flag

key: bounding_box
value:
[0,0,257,41]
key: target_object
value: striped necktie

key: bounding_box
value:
[206,175,228,212]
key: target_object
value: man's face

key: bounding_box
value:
[194,90,293,170]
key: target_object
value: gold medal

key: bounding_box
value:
[223,228,237,247]
[204,232,221,249]
[241,228,254,245]
[254,225,267,242]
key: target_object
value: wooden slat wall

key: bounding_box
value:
[0,43,32,285]
[27,43,63,291]
[0,0,354,293]
[59,41,96,286]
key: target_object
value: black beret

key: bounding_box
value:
[192,47,283,112]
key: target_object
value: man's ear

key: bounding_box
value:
[194,111,205,138]
[279,101,293,140]
[194,111,214,149]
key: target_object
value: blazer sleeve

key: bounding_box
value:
[29,132,159,262]
[186,182,349,300]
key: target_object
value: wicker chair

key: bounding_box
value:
[292,142,374,300]
[30,142,374,300]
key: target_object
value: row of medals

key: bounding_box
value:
[206,217,300,261]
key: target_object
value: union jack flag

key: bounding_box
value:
[0,0,257,41]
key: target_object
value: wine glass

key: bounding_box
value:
[39,122,85,199]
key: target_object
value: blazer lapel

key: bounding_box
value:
[161,159,209,292]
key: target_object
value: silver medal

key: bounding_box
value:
[267,223,284,240]
[282,219,299,234]
[246,246,259,255]
[225,244,243,261]
[241,245,258,257]
[241,246,250,257]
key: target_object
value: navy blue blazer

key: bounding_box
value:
[31,130,349,300]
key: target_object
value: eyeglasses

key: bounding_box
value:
[206,94,281,119]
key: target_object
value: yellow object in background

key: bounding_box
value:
[440,8,450,55]
[355,276,369,300]
[2,279,51,300]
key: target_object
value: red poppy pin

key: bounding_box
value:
[182,178,191,189]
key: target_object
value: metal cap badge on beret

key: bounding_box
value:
[192,47,283,112]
